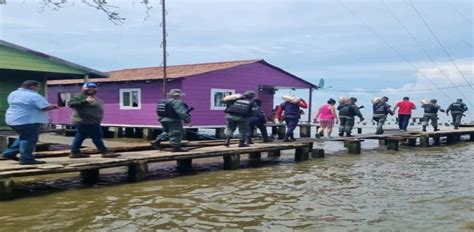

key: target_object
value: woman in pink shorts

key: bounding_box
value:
[314,98,338,138]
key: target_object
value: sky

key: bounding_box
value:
[0,0,473,122]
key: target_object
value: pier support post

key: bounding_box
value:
[223,154,240,170]
[113,127,122,139]
[267,150,281,158]
[386,139,400,151]
[299,125,311,138]
[446,135,455,145]
[249,152,261,160]
[128,161,148,182]
[407,138,417,146]
[311,148,325,158]
[277,125,286,140]
[347,141,361,154]
[378,139,387,146]
[433,136,441,146]
[80,169,100,185]
[420,135,430,147]
[295,145,310,162]
[176,159,193,172]
[143,129,154,140]
[125,128,134,138]
[357,128,362,134]
[215,128,226,139]
[343,140,349,148]
[0,178,15,200]
[470,133,474,142]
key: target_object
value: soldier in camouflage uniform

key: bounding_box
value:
[224,91,258,147]
[446,99,468,129]
[421,99,444,132]
[150,89,191,152]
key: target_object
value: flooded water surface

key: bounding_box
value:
[1,141,473,231]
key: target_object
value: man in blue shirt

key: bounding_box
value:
[3,80,58,165]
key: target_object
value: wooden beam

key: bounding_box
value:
[0,178,14,200]
[176,159,192,172]
[223,154,240,170]
[311,148,325,158]
[128,161,148,182]
[80,169,99,185]
[249,152,261,159]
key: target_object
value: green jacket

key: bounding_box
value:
[159,99,191,122]
[68,92,104,125]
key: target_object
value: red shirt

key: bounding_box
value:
[396,100,416,115]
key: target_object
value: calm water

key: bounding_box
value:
[1,139,473,231]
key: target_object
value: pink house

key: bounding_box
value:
[48,59,317,128]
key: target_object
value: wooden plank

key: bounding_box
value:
[0,142,313,178]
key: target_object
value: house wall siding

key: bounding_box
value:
[48,80,182,125]
[48,62,312,127]
[181,62,310,126]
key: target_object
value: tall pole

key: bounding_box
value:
[308,88,313,123]
[161,0,167,97]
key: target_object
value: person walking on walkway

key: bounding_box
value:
[247,99,271,144]
[276,97,308,142]
[393,97,416,131]
[68,82,119,158]
[223,91,258,147]
[314,98,338,138]
[3,80,58,165]
[337,97,364,137]
[372,96,393,134]
[150,89,192,152]
[421,99,444,132]
[446,99,468,129]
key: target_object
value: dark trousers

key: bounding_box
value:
[451,113,463,128]
[71,124,108,154]
[248,118,269,139]
[284,118,298,139]
[398,114,411,130]
[3,123,41,163]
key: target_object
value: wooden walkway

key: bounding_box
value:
[0,141,319,199]
[1,126,472,199]
[313,127,474,154]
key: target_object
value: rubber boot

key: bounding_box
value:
[171,147,187,152]
[247,137,254,144]
[224,138,231,147]
[282,136,290,142]
[262,135,272,143]
[433,127,439,132]
[150,139,161,150]
[238,140,248,147]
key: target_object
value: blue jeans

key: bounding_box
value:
[284,118,299,139]
[71,124,108,154]
[398,114,411,130]
[3,123,41,163]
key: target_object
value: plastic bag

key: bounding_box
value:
[222,93,243,102]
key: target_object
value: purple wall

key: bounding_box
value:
[181,62,311,126]
[48,62,312,127]
[48,80,182,126]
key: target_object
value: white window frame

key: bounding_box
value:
[119,88,142,110]
[210,88,235,110]
[58,92,72,107]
